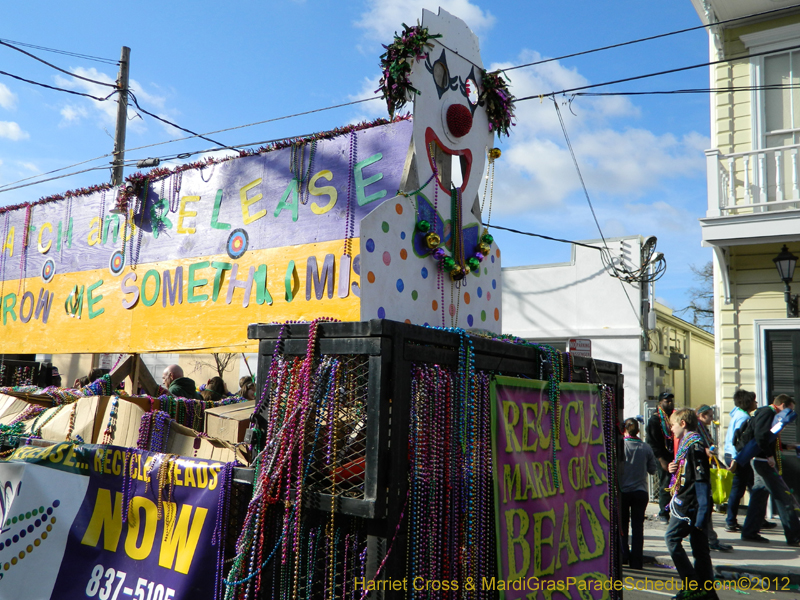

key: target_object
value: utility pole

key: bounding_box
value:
[111,46,130,187]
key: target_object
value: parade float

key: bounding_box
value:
[0,8,622,600]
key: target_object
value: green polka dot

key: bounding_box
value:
[411,290,418,301]
[31,509,37,516]
[11,517,17,524]
[481,310,486,322]
[381,221,390,233]
[39,507,44,515]
[484,267,488,275]
[25,512,31,520]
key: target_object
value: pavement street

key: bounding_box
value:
[620,503,800,600]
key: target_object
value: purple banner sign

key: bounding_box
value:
[0,443,227,599]
[0,119,411,282]
[490,377,610,599]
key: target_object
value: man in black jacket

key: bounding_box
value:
[740,394,800,545]
[647,392,675,522]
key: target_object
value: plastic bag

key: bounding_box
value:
[710,456,733,505]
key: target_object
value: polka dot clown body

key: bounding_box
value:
[359,8,502,333]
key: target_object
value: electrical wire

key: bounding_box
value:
[126,91,233,151]
[501,2,800,74]
[483,223,604,251]
[8,7,800,200]
[0,165,122,194]
[575,83,800,97]
[552,98,607,248]
[551,97,667,285]
[0,97,382,193]
[6,73,800,195]
[0,37,118,65]
[0,41,117,88]
[522,41,800,100]
[0,69,116,102]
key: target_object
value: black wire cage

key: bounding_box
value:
[245,319,624,600]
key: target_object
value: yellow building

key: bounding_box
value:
[652,303,716,412]
[691,1,800,470]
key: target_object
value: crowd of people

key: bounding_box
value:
[621,390,800,598]
[52,362,257,403]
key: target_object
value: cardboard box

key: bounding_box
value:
[204,401,256,444]
[167,421,241,463]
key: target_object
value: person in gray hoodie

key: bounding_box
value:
[621,418,657,569]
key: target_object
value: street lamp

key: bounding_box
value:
[773,245,799,318]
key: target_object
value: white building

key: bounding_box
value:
[502,235,715,419]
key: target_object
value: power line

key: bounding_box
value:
[7,73,800,195]
[552,97,608,249]
[575,83,800,97]
[126,91,233,151]
[484,223,603,251]
[0,97,383,194]
[501,2,800,74]
[0,69,116,102]
[0,41,117,88]
[0,37,118,65]
[521,41,800,100]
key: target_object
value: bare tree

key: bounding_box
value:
[676,261,714,332]
[191,353,237,379]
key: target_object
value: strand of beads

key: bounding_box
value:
[101,398,119,445]
[599,383,622,588]
[9,404,45,425]
[212,462,235,600]
[406,360,494,598]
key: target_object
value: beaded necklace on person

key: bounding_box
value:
[658,406,674,446]
[667,430,703,497]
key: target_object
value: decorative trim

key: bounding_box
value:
[712,246,731,305]
[740,23,800,52]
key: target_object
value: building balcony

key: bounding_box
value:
[701,147,800,248]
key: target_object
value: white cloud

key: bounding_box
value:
[18,162,38,173]
[0,83,16,110]
[355,0,495,43]
[60,104,88,124]
[478,51,708,214]
[348,75,386,119]
[54,67,168,133]
[0,121,29,141]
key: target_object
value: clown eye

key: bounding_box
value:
[433,61,449,90]
[465,77,479,106]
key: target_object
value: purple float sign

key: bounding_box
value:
[491,377,611,600]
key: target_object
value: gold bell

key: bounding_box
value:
[426,232,441,249]
[488,148,502,160]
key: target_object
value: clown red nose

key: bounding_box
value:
[446,103,472,137]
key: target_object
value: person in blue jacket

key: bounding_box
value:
[723,389,756,532]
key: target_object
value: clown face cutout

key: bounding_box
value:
[408,8,493,222]
[358,7,502,333]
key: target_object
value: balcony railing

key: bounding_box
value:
[707,143,800,216]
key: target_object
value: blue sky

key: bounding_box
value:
[0,0,712,314]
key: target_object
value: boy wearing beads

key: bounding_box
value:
[664,407,717,599]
